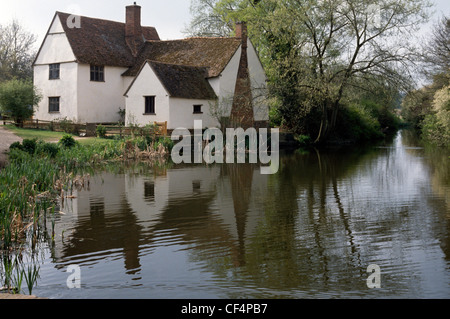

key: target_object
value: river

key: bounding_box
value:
[30,130,449,299]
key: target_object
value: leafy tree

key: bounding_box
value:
[0,20,37,82]
[186,0,431,143]
[0,79,41,125]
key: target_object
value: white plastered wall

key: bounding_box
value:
[169,97,218,130]
[77,64,128,123]
[33,14,79,122]
[125,63,170,127]
[247,40,269,122]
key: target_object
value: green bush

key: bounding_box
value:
[9,142,23,151]
[37,142,60,158]
[96,125,107,138]
[58,134,77,148]
[295,134,312,146]
[9,139,37,155]
[334,105,383,142]
[22,139,37,155]
[0,80,42,125]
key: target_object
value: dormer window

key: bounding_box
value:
[90,65,104,82]
[49,64,60,80]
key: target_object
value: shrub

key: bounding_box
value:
[10,139,37,154]
[9,142,23,151]
[22,139,37,155]
[38,142,59,158]
[334,105,383,142]
[0,80,42,126]
[96,125,107,138]
[58,134,77,148]
[295,134,312,146]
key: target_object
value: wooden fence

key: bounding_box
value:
[2,118,168,138]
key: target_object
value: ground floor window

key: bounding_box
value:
[49,97,60,113]
[144,96,156,114]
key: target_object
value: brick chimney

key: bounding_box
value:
[235,22,248,49]
[231,21,254,129]
[126,3,143,56]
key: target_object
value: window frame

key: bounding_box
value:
[90,65,105,82]
[49,63,60,80]
[48,97,60,113]
[144,96,156,115]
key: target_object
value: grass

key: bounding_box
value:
[4,125,69,142]
[3,125,126,146]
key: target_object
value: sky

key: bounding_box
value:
[0,0,449,50]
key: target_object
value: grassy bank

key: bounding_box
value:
[0,132,173,295]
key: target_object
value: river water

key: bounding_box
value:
[31,130,449,299]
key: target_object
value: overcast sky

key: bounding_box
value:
[0,0,449,49]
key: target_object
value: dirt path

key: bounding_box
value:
[0,125,23,168]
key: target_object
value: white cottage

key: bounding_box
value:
[33,4,269,130]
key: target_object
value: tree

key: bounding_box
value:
[183,0,234,37]
[187,0,431,143]
[0,20,37,82]
[0,79,41,125]
[421,15,450,77]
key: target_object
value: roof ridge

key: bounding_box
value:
[146,59,210,70]
[56,11,156,29]
[144,37,240,44]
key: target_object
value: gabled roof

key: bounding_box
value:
[122,37,242,78]
[125,60,217,100]
[55,12,159,67]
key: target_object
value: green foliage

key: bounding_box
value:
[96,125,107,138]
[9,138,37,155]
[55,117,81,135]
[187,0,430,143]
[333,105,384,142]
[158,137,175,152]
[0,79,41,124]
[58,134,77,148]
[269,106,283,128]
[421,85,450,147]
[295,134,312,146]
[37,141,60,158]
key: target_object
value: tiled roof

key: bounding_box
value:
[123,37,242,78]
[128,61,217,100]
[56,12,159,67]
[52,12,242,100]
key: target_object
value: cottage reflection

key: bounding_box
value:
[50,163,267,275]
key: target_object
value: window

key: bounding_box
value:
[193,105,203,114]
[49,97,60,113]
[144,182,155,202]
[49,64,60,80]
[144,96,156,114]
[90,65,104,82]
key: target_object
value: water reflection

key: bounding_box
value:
[38,131,449,298]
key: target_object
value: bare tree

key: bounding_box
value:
[0,20,37,82]
[183,0,234,37]
[421,15,450,77]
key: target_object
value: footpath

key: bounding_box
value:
[0,125,23,168]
